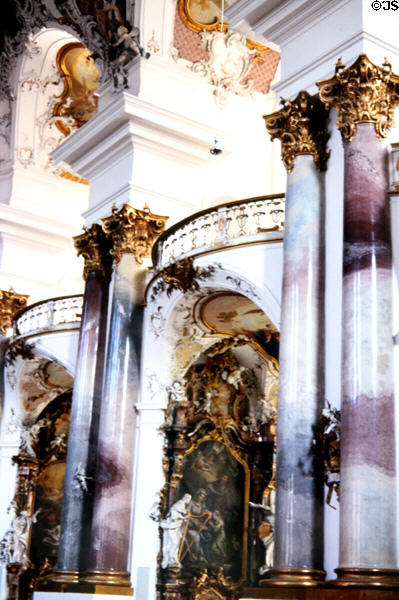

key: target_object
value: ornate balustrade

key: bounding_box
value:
[13,294,83,339]
[152,194,285,269]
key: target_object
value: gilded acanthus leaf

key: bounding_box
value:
[73,223,112,281]
[102,204,168,265]
[317,54,399,142]
[264,90,330,173]
[0,289,29,335]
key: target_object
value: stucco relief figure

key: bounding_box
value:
[111,25,150,87]
[0,510,39,566]
[251,485,275,573]
[20,418,49,457]
[160,494,191,569]
[259,522,274,573]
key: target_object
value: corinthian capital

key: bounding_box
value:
[317,54,399,142]
[102,204,168,265]
[0,289,29,334]
[73,223,112,281]
[264,90,330,173]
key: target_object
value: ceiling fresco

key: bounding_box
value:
[199,292,279,359]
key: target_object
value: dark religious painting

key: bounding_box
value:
[29,461,66,566]
[178,440,246,580]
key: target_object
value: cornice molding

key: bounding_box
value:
[264,90,330,172]
[317,54,399,142]
[51,91,234,176]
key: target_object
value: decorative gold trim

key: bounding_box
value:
[102,204,168,265]
[178,0,228,33]
[181,427,250,583]
[58,170,88,185]
[332,568,399,589]
[260,568,326,587]
[81,570,133,590]
[317,54,399,142]
[0,289,29,334]
[73,223,113,281]
[53,42,99,136]
[264,90,330,173]
[148,236,283,300]
[47,570,80,584]
[177,0,271,60]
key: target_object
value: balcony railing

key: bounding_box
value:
[152,194,285,269]
[13,294,83,339]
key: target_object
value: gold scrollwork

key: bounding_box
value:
[0,289,29,335]
[170,454,184,488]
[73,223,113,281]
[317,54,399,142]
[178,0,228,33]
[102,204,168,265]
[264,90,330,173]
[177,0,270,59]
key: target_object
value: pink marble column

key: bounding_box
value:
[262,91,329,587]
[318,55,399,587]
[82,204,167,589]
[55,224,111,581]
[338,125,397,582]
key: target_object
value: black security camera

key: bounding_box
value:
[210,138,223,155]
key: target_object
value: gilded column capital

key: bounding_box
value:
[73,224,112,281]
[102,204,168,265]
[317,54,399,142]
[0,289,29,335]
[264,90,330,173]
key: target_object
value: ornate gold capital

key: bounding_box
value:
[264,90,330,173]
[317,54,399,142]
[0,289,29,335]
[102,204,168,265]
[73,223,112,281]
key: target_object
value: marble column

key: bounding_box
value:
[82,204,167,589]
[53,224,111,582]
[318,54,399,587]
[261,91,329,587]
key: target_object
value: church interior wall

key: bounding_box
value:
[1,0,399,598]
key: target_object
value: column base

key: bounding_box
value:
[331,568,399,589]
[48,570,80,584]
[260,568,326,587]
[81,570,133,590]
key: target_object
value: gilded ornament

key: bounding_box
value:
[73,223,112,281]
[102,204,168,265]
[317,54,399,142]
[0,289,29,335]
[178,0,228,33]
[264,90,330,173]
[151,258,216,300]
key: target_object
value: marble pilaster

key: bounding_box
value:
[82,204,167,589]
[54,224,111,580]
[318,54,399,587]
[262,92,329,587]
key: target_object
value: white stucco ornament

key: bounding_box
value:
[191,30,256,107]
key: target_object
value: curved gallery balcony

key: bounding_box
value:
[13,294,83,340]
[152,194,285,269]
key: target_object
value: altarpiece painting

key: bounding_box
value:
[156,338,278,600]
